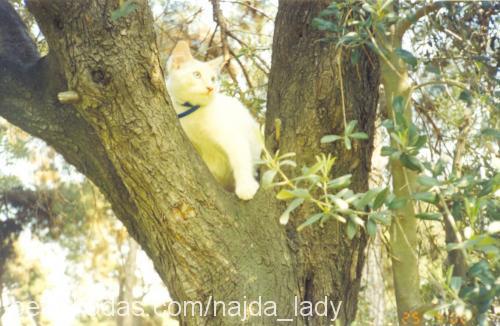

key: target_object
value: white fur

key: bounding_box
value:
[166,41,261,200]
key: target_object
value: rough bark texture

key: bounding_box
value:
[0,0,379,324]
[266,0,379,323]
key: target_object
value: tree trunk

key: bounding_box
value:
[265,1,379,323]
[0,0,379,324]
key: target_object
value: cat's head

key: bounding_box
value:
[166,41,224,107]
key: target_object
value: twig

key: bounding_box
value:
[414,96,442,143]
[411,79,468,92]
[204,25,219,61]
[221,0,273,21]
[228,47,255,96]
[451,115,472,177]
[226,31,270,74]
[209,0,231,66]
[336,54,348,131]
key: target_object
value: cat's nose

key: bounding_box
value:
[207,86,214,93]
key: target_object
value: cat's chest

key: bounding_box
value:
[179,108,218,140]
[178,107,226,159]
[179,109,233,187]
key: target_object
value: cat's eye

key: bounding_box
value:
[211,76,216,82]
[193,71,201,78]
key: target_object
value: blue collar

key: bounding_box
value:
[177,101,201,118]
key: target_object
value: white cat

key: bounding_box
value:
[165,41,262,200]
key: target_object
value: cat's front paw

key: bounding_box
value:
[235,179,259,200]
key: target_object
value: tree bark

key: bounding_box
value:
[266,0,379,324]
[0,0,379,324]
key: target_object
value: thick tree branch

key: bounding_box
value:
[0,1,299,323]
[0,1,140,239]
[0,0,38,64]
[0,53,140,236]
[395,2,444,39]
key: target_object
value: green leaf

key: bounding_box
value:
[331,196,350,212]
[381,146,398,156]
[478,177,494,197]
[312,18,339,32]
[327,174,352,189]
[369,212,391,226]
[278,152,297,160]
[361,3,375,13]
[351,49,361,65]
[481,128,500,139]
[450,276,462,294]
[417,175,440,187]
[321,134,342,143]
[407,123,418,145]
[291,188,311,199]
[279,198,304,225]
[413,192,438,204]
[366,218,377,237]
[277,188,310,200]
[373,188,389,210]
[347,219,357,239]
[455,175,473,188]
[345,120,358,134]
[355,188,381,209]
[458,90,472,105]
[339,31,361,45]
[343,192,362,205]
[392,96,405,113]
[276,189,295,200]
[297,213,324,231]
[381,119,394,130]
[400,153,422,172]
[468,260,490,279]
[344,136,352,150]
[390,132,405,147]
[350,214,365,227]
[350,132,369,140]
[413,135,427,149]
[415,212,442,221]
[304,160,323,175]
[433,160,445,176]
[319,4,340,18]
[388,197,407,210]
[279,159,297,168]
[425,64,441,75]
[111,0,139,21]
[395,48,418,67]
[261,170,277,188]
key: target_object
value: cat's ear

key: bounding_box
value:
[167,41,193,71]
[208,56,225,73]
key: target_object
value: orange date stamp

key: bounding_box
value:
[401,311,467,325]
